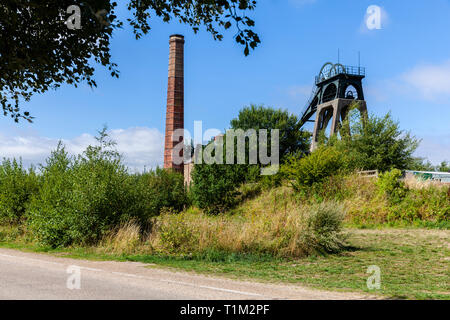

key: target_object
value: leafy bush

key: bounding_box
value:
[305,201,346,253]
[153,209,198,254]
[376,169,407,204]
[190,163,250,214]
[27,130,187,247]
[129,168,188,223]
[282,146,349,193]
[0,159,40,224]
[341,173,449,228]
[26,141,126,247]
[387,185,449,226]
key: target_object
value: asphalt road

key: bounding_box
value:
[0,248,374,300]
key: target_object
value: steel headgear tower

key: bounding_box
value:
[299,62,368,151]
[164,34,185,173]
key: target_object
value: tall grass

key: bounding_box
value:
[90,187,347,259]
[147,188,346,258]
[100,220,142,255]
[336,174,450,228]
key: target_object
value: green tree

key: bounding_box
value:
[0,159,40,224]
[1,1,260,122]
[436,161,450,173]
[190,162,250,214]
[27,129,187,247]
[191,105,308,214]
[130,168,188,221]
[376,168,408,204]
[230,104,311,159]
[408,159,450,172]
[409,158,436,172]
[335,110,420,172]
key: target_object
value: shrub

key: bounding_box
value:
[388,185,449,225]
[376,169,407,204]
[282,146,349,193]
[343,173,449,227]
[26,144,75,246]
[26,141,133,247]
[27,131,188,247]
[304,201,346,253]
[0,159,40,224]
[190,163,251,214]
[129,168,188,223]
[152,209,199,254]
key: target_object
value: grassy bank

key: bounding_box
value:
[1,226,448,300]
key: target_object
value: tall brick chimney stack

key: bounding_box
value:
[164,34,185,174]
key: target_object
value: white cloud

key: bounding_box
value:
[366,60,450,103]
[0,127,164,171]
[401,60,450,100]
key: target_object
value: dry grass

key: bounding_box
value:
[99,220,142,255]
[339,174,449,226]
[404,176,449,190]
[342,174,389,225]
[148,187,346,258]
[91,174,448,258]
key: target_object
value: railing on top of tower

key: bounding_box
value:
[315,64,366,85]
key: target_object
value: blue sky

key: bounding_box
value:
[1,0,450,169]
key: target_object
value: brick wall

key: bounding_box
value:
[164,34,184,174]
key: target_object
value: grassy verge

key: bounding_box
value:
[1,226,448,300]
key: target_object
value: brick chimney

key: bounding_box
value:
[164,34,184,174]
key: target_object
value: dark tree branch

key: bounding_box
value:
[0,0,260,122]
